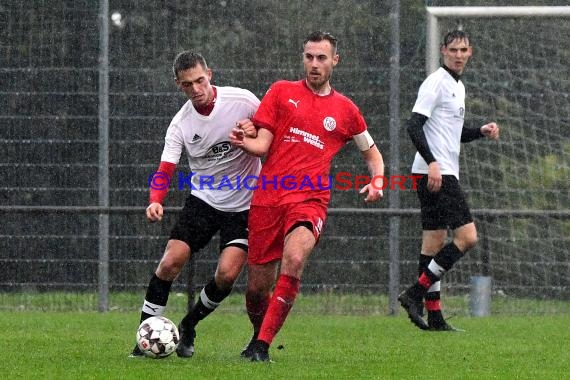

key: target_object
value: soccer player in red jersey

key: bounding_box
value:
[230,31,385,362]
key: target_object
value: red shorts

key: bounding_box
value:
[247,202,328,265]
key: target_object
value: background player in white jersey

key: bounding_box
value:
[398,30,499,331]
[130,51,261,357]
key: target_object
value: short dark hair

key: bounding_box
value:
[304,31,339,54]
[442,29,470,47]
[172,51,208,78]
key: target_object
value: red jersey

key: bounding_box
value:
[251,80,368,206]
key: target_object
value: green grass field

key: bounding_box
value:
[4,297,569,380]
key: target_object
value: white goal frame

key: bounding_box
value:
[426,6,570,74]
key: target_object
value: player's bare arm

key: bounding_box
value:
[146,202,164,222]
[229,127,273,157]
[480,122,500,140]
[358,145,385,202]
[353,130,384,202]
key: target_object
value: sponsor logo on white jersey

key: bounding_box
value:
[205,141,237,161]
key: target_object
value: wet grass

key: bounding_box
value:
[3,306,569,379]
[2,291,569,316]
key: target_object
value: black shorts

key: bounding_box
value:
[169,195,249,253]
[415,174,473,231]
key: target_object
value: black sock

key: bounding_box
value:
[180,278,232,329]
[428,310,446,326]
[140,273,173,323]
[418,253,432,276]
[426,291,443,321]
[434,242,464,271]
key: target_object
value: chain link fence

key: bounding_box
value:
[1,0,568,313]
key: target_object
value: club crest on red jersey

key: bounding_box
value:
[323,116,336,131]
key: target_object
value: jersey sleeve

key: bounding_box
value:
[350,106,368,136]
[243,89,261,117]
[160,123,184,164]
[252,82,280,134]
[412,76,440,118]
[341,96,368,140]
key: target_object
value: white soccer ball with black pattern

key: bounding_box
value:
[136,316,180,358]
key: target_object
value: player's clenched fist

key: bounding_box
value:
[236,119,257,138]
[481,122,499,140]
[146,202,163,222]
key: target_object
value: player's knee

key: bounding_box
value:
[155,261,181,280]
[456,232,478,252]
[214,268,239,289]
[215,253,246,285]
[281,253,306,277]
[156,253,187,279]
[465,234,478,250]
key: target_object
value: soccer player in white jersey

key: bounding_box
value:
[130,51,261,357]
[398,30,499,331]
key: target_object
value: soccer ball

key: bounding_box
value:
[136,316,180,358]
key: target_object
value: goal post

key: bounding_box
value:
[426,6,570,74]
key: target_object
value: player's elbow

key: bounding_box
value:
[256,145,270,157]
[245,145,269,157]
[406,113,428,137]
[250,150,267,158]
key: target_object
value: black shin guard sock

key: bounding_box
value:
[418,253,432,276]
[433,242,463,271]
[204,277,233,303]
[141,274,173,323]
[425,289,441,308]
[182,278,232,328]
[425,286,441,299]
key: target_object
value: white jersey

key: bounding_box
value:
[411,67,466,179]
[160,86,261,212]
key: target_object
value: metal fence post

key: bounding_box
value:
[388,0,401,315]
[97,0,110,312]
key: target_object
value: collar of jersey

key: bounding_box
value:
[442,65,461,82]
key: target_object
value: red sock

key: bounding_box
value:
[246,293,270,333]
[258,274,300,345]
[418,272,434,289]
[425,299,441,312]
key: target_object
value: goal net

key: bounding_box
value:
[424,7,569,313]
